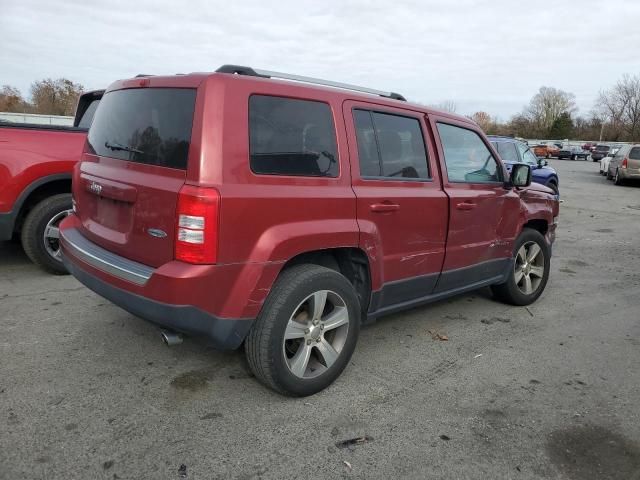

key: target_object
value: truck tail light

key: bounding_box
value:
[622,157,628,169]
[175,185,220,264]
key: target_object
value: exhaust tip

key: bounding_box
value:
[161,329,183,346]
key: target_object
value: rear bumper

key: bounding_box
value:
[620,168,640,180]
[60,219,258,350]
[63,255,253,349]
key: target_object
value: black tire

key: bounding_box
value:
[614,169,624,186]
[546,181,559,195]
[491,228,551,306]
[606,170,613,180]
[20,194,72,275]
[245,264,361,396]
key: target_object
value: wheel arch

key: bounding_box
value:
[278,247,373,322]
[9,174,72,234]
[522,218,549,236]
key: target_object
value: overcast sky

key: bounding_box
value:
[1,0,639,119]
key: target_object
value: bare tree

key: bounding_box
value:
[434,100,457,113]
[525,86,577,133]
[30,78,84,116]
[596,74,640,142]
[470,111,493,132]
[617,74,640,141]
[0,85,28,113]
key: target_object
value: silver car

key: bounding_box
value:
[607,144,640,185]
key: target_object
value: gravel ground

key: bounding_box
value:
[1,159,639,480]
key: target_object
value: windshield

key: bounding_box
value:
[87,88,196,170]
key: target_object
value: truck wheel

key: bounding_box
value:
[245,264,360,396]
[491,228,550,306]
[20,194,72,275]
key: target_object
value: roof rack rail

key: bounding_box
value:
[215,64,406,101]
[135,74,153,78]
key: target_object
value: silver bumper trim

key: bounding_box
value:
[61,228,154,285]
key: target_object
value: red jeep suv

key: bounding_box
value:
[60,65,559,396]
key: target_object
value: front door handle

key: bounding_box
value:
[370,202,400,213]
[456,201,476,211]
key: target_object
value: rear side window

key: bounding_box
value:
[249,95,338,177]
[87,88,196,170]
[629,147,640,160]
[436,123,502,183]
[353,109,429,179]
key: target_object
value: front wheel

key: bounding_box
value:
[491,229,550,306]
[20,194,72,275]
[245,264,360,396]
[546,181,559,195]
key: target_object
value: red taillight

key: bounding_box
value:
[622,157,628,169]
[175,185,220,264]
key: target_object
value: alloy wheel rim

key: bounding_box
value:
[283,290,349,379]
[43,209,72,262]
[514,241,545,295]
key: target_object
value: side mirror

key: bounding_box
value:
[509,163,532,188]
[538,158,548,167]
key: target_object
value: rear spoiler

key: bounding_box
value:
[73,89,105,127]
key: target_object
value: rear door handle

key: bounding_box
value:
[456,202,476,211]
[370,202,400,213]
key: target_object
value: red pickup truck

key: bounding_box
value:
[60,66,559,396]
[0,90,102,273]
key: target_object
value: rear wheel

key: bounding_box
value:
[245,264,360,396]
[20,194,72,275]
[491,228,550,306]
[614,169,624,186]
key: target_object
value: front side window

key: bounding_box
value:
[353,109,429,179]
[436,123,502,183]
[522,148,539,166]
[249,95,338,177]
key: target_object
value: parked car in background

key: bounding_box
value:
[0,90,103,273]
[533,143,560,158]
[59,66,559,396]
[591,144,610,162]
[557,146,589,160]
[490,136,560,194]
[607,144,640,185]
[582,142,597,152]
[600,150,615,175]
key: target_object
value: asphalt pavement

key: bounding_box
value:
[1,159,639,479]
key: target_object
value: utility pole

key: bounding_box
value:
[599,121,605,142]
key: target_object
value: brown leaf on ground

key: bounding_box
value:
[428,330,449,341]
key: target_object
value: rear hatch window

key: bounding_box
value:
[87,88,196,169]
[629,147,640,160]
[595,145,610,152]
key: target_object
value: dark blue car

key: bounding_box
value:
[488,136,559,195]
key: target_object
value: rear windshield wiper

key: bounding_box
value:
[104,141,143,154]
